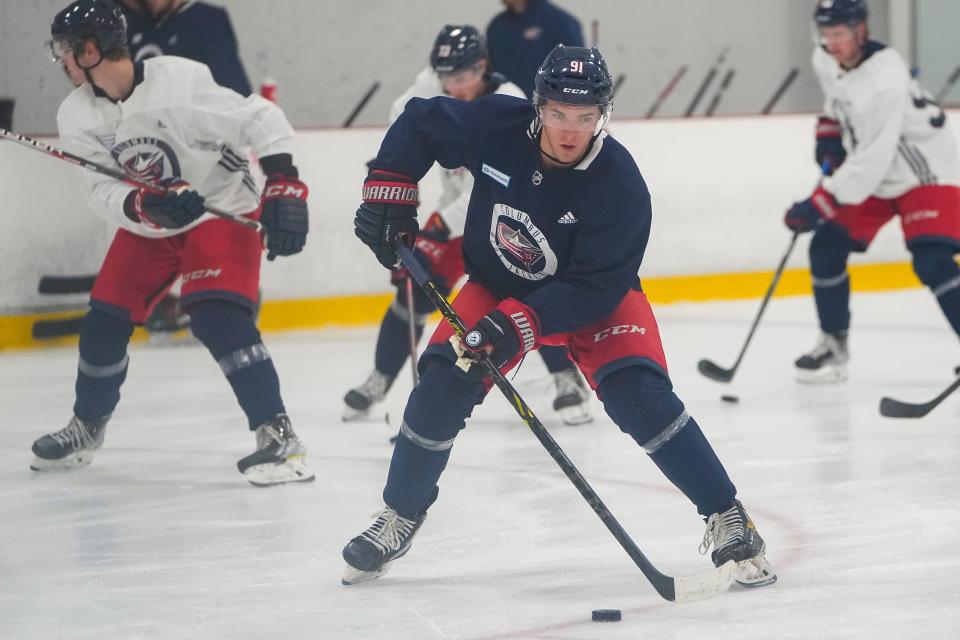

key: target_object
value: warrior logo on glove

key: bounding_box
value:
[465,331,483,348]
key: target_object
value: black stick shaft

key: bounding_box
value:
[645,65,687,118]
[404,276,420,387]
[0,127,261,231]
[762,68,799,115]
[396,243,677,601]
[935,64,960,103]
[343,81,380,128]
[705,69,736,117]
[685,48,728,117]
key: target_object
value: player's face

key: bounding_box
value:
[818,23,866,69]
[538,102,600,165]
[440,62,487,101]
[48,40,88,87]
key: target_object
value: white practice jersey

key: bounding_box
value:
[814,43,960,204]
[57,56,295,238]
[389,67,526,235]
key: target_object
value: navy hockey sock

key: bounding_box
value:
[539,344,575,373]
[911,242,960,337]
[383,356,484,517]
[73,308,134,421]
[599,366,736,517]
[374,297,426,378]
[188,300,285,429]
[810,224,853,334]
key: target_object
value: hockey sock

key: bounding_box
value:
[383,356,484,518]
[374,297,427,378]
[539,344,575,373]
[911,242,960,337]
[599,366,736,517]
[73,308,134,421]
[188,300,285,429]
[810,224,853,334]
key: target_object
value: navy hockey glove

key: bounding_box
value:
[260,172,309,261]
[455,298,541,380]
[355,170,420,269]
[125,178,205,229]
[784,186,841,233]
[815,116,846,175]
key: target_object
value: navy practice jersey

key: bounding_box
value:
[123,1,252,96]
[373,94,651,336]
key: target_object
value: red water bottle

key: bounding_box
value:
[260,77,277,103]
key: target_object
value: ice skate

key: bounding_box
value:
[795,331,848,383]
[551,367,593,425]
[31,415,109,471]
[342,370,394,421]
[237,414,315,486]
[700,500,777,587]
[342,494,435,585]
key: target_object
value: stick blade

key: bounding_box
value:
[697,359,734,383]
[671,560,737,603]
[879,396,928,419]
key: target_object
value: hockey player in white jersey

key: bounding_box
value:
[30,0,314,486]
[785,0,960,382]
[344,25,594,425]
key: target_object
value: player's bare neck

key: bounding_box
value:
[95,59,136,103]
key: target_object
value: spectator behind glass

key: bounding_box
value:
[486,0,584,98]
[118,0,252,96]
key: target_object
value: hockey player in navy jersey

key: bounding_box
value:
[30,0,312,486]
[786,0,960,382]
[341,44,776,587]
[343,25,593,426]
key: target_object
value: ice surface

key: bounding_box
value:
[2,289,959,639]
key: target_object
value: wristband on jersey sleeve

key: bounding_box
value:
[815,116,842,140]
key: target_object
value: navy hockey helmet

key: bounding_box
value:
[813,0,868,27]
[430,25,487,75]
[533,45,613,134]
[48,0,127,61]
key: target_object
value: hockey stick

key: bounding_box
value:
[685,47,729,117]
[935,64,960,103]
[705,69,736,117]
[32,315,85,339]
[396,242,736,602]
[698,232,799,383]
[404,277,420,387]
[0,128,261,232]
[645,65,687,118]
[762,68,799,115]
[343,81,381,128]
[879,373,960,418]
[38,274,97,294]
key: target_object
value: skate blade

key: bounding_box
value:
[341,406,375,422]
[795,364,847,384]
[734,553,778,588]
[341,561,393,585]
[243,455,315,487]
[30,451,96,471]
[558,404,594,426]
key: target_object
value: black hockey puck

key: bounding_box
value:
[721,394,739,404]
[591,609,621,622]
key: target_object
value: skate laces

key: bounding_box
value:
[360,507,417,555]
[255,415,294,450]
[809,332,847,361]
[699,504,745,556]
[50,417,97,450]
[356,371,391,402]
[554,369,587,399]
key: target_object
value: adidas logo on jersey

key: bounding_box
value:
[557,211,578,224]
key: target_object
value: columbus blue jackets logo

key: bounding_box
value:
[489,204,557,281]
[111,137,181,183]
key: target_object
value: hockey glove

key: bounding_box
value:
[453,298,541,380]
[355,170,420,269]
[784,186,841,233]
[260,171,310,261]
[125,177,205,229]
[815,116,846,175]
[391,212,453,287]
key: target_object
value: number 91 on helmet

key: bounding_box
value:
[533,44,614,134]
